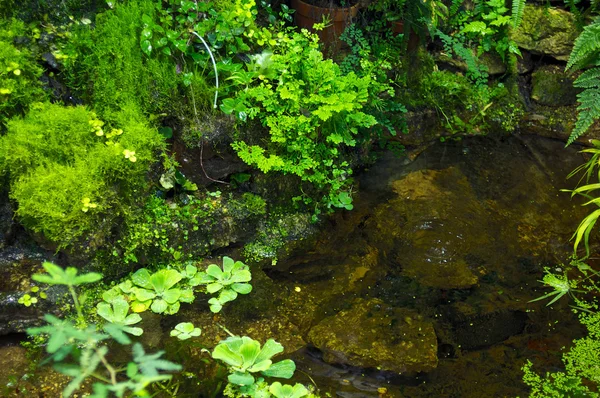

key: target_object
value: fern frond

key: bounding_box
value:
[574,68,600,89]
[567,18,600,72]
[567,75,600,145]
[511,0,525,29]
[449,0,464,17]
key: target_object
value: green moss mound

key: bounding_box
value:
[0,102,164,247]
[0,19,46,126]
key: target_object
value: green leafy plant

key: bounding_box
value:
[562,140,600,256]
[269,382,310,398]
[127,268,194,314]
[170,322,201,340]
[96,297,143,336]
[32,261,102,325]
[18,294,38,307]
[528,270,579,306]
[211,336,295,386]
[565,17,600,145]
[224,28,377,212]
[524,259,600,397]
[190,256,252,313]
[27,264,181,397]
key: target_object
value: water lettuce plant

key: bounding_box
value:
[128,268,194,314]
[96,297,143,336]
[212,336,295,386]
[190,256,252,313]
[170,322,201,340]
[269,382,310,398]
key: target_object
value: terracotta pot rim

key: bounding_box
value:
[290,0,359,15]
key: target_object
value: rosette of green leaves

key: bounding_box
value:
[211,336,295,386]
[190,257,252,313]
[269,382,309,398]
[96,296,143,336]
[170,322,201,340]
[128,268,194,314]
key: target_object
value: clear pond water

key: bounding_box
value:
[0,134,591,397]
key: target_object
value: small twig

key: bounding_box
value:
[96,348,118,385]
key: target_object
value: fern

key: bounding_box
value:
[511,0,525,29]
[567,73,600,145]
[567,17,600,72]
[449,0,464,17]
[566,18,600,145]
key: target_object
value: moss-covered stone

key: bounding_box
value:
[511,5,578,61]
[307,298,438,374]
[531,65,581,107]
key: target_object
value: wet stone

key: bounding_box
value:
[307,298,438,374]
[511,4,578,61]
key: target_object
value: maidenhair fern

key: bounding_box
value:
[511,0,525,29]
[566,17,600,145]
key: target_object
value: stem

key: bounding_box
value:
[68,285,85,327]
[191,31,219,109]
[96,347,118,386]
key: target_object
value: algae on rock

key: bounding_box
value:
[308,298,438,374]
[511,5,578,61]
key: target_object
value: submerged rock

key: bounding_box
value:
[307,298,438,374]
[511,5,578,61]
[366,168,489,289]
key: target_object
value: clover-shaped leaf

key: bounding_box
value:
[269,382,309,398]
[170,322,201,340]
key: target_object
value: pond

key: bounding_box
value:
[0,134,591,397]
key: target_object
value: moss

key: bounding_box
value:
[0,19,46,127]
[0,102,164,248]
[62,0,179,120]
[531,65,581,107]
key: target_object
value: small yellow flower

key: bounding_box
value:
[81,197,98,212]
[123,149,137,162]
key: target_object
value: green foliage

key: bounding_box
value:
[0,18,45,126]
[62,0,179,119]
[436,31,489,86]
[565,18,600,145]
[189,256,252,313]
[224,28,377,211]
[368,0,407,21]
[523,259,600,397]
[114,194,220,264]
[122,268,194,315]
[27,264,181,397]
[170,322,201,340]
[563,140,600,256]
[212,336,295,386]
[269,382,310,398]
[33,261,102,325]
[511,0,525,28]
[441,0,521,83]
[0,103,164,248]
[528,269,578,306]
[96,297,143,336]
[32,261,102,287]
[339,23,407,141]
